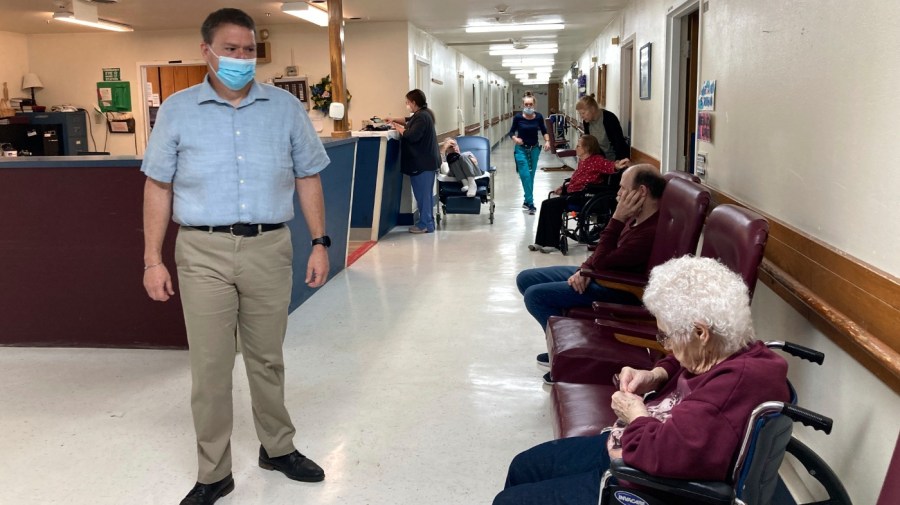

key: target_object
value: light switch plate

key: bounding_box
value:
[286,65,299,77]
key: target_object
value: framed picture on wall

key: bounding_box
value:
[639,42,652,100]
[272,77,309,109]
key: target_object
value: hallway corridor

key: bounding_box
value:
[0,141,587,504]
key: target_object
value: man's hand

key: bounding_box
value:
[143,264,175,301]
[567,269,591,294]
[612,189,645,222]
[617,366,667,395]
[305,246,329,288]
[611,391,650,424]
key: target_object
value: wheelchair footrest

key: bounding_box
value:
[444,196,482,214]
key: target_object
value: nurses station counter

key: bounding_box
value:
[349,130,403,241]
[0,137,356,349]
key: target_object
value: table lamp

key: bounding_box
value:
[22,73,44,105]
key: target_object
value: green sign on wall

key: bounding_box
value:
[102,68,121,82]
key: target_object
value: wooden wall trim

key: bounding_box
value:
[707,187,900,393]
[463,122,481,135]
[759,260,900,393]
[437,129,460,143]
[629,147,661,169]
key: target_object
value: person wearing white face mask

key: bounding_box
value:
[141,8,331,504]
[508,92,551,215]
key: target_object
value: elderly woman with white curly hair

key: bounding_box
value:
[493,256,791,505]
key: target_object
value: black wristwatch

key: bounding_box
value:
[311,235,332,248]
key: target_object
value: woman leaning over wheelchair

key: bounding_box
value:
[493,256,791,505]
[528,134,629,253]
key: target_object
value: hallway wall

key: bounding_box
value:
[0,31,29,101]
[569,1,900,502]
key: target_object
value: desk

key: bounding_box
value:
[0,138,356,348]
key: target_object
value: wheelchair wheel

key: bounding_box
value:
[578,194,617,244]
[559,233,568,255]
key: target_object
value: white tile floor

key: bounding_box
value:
[0,140,587,504]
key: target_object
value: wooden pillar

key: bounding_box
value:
[328,0,350,138]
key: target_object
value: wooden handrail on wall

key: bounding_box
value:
[760,259,900,391]
[707,187,900,393]
[463,122,482,135]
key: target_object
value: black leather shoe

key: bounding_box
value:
[179,474,234,505]
[259,446,325,482]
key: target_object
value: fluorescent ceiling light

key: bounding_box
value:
[490,43,557,51]
[466,23,565,34]
[52,11,133,32]
[508,67,554,74]
[490,48,559,56]
[522,80,550,85]
[282,2,329,27]
[502,59,555,67]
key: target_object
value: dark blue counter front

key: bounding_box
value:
[349,135,402,240]
[288,137,357,312]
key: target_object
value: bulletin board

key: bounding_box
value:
[273,77,309,109]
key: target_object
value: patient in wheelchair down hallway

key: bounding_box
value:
[441,138,483,197]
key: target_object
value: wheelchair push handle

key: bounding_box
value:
[782,403,833,434]
[766,340,825,365]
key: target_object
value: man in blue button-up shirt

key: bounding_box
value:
[141,9,330,505]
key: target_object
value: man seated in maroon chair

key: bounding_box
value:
[515,164,666,369]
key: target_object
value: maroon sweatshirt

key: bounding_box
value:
[620,341,791,481]
[581,212,659,274]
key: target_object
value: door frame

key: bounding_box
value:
[661,0,702,172]
[137,60,205,153]
[619,35,635,141]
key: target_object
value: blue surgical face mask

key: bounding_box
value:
[523,107,535,115]
[208,48,256,91]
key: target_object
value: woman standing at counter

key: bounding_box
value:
[386,89,441,234]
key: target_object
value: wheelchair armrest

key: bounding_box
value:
[556,149,577,157]
[591,302,653,321]
[608,459,735,505]
[487,165,497,173]
[784,437,852,504]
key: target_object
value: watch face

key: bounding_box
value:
[313,236,331,247]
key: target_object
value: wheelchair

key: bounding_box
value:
[557,170,623,255]
[436,135,496,225]
[597,342,851,505]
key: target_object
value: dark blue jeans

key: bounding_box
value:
[494,434,611,505]
[516,266,641,330]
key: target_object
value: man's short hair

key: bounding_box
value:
[201,8,256,44]
[632,164,666,199]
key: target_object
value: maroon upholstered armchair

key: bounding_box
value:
[549,205,770,439]
[546,179,710,383]
[543,117,578,170]
[662,170,701,184]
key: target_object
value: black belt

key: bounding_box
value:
[188,223,284,237]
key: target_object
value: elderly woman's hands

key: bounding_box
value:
[611,391,650,424]
[617,366,668,395]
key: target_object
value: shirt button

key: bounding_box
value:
[241,204,246,209]
[240,179,245,184]
[237,155,243,160]
[236,131,241,135]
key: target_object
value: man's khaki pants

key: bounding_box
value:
[175,226,297,484]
